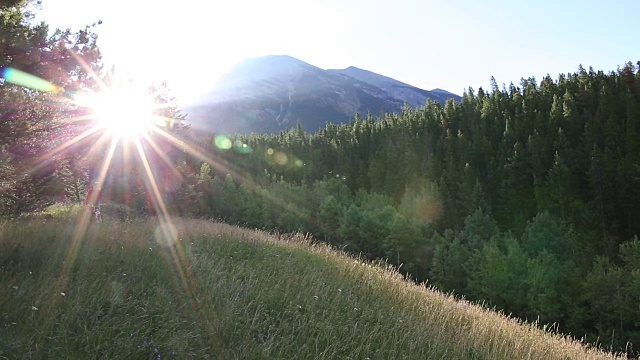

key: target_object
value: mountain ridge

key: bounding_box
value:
[186,55,461,134]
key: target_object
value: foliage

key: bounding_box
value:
[0,0,101,216]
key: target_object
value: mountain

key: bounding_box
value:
[185,55,460,134]
[327,66,460,108]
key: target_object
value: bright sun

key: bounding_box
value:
[76,88,156,138]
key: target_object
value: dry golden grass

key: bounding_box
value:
[172,218,622,359]
[0,216,624,359]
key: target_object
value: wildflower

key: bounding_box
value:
[31,306,38,311]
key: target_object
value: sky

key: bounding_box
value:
[35,0,640,104]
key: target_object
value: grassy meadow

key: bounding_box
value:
[0,213,624,359]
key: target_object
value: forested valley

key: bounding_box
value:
[169,64,640,355]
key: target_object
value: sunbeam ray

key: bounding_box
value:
[148,126,314,227]
[149,126,236,180]
[133,138,170,218]
[27,125,102,173]
[62,135,118,274]
[133,137,198,318]
[67,49,109,92]
[139,132,185,181]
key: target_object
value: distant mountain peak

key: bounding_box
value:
[186,55,460,134]
[212,55,323,94]
[342,65,373,73]
[431,88,452,93]
[236,55,319,69]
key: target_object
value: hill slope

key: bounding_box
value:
[0,217,620,359]
[186,55,460,134]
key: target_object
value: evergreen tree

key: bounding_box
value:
[384,214,425,276]
[430,230,470,293]
[318,195,343,244]
[466,235,529,314]
[1,0,101,215]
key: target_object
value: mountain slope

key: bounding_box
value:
[328,66,461,108]
[0,217,622,359]
[186,56,460,134]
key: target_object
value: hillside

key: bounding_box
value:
[327,66,460,107]
[0,216,621,359]
[185,55,460,134]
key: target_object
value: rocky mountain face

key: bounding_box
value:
[185,55,461,134]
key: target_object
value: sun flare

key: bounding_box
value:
[76,88,157,138]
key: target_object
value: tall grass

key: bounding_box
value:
[0,217,623,359]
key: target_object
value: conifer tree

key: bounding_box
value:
[1,0,101,215]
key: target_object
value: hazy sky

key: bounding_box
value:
[36,0,639,103]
